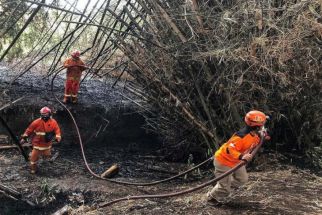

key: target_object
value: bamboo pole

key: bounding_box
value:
[116,36,215,140]
[0,0,46,61]
[91,0,111,47]
[0,1,24,28]
[0,3,33,38]
[191,0,205,32]
[151,1,187,42]
[0,144,31,150]
[48,0,79,74]
[22,0,84,16]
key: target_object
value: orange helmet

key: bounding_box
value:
[71,50,80,58]
[244,110,266,127]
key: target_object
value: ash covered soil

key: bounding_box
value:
[0,65,322,215]
[0,64,131,109]
[1,148,322,215]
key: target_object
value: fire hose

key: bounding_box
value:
[50,71,213,186]
[99,134,265,207]
[50,70,266,207]
[50,70,267,209]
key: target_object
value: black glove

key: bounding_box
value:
[20,135,28,144]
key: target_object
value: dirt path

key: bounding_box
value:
[0,145,321,215]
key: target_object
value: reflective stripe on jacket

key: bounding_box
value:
[215,131,260,168]
[63,57,86,80]
[23,118,61,148]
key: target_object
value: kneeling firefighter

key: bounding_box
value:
[206,110,271,205]
[20,107,61,174]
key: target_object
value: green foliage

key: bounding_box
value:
[0,0,103,62]
[0,0,28,37]
[0,0,51,60]
[40,179,58,196]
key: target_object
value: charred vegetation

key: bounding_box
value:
[0,0,322,214]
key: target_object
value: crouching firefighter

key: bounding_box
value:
[20,107,61,174]
[206,110,270,206]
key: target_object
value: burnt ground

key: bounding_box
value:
[1,147,322,215]
[0,64,322,215]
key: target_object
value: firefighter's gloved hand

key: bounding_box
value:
[241,153,252,162]
[56,136,61,143]
[20,137,27,145]
[20,135,28,144]
[263,130,271,141]
[259,127,271,141]
[264,134,271,141]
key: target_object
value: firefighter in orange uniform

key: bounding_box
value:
[206,110,270,205]
[63,50,87,104]
[20,107,61,174]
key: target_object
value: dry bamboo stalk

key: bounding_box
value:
[0,142,58,150]
[22,0,84,16]
[0,3,33,38]
[117,92,152,113]
[91,0,111,46]
[0,184,21,198]
[128,2,153,32]
[141,1,165,36]
[48,1,78,73]
[151,1,187,42]
[191,0,205,32]
[116,36,215,140]
[188,68,217,138]
[0,144,30,150]
[223,91,242,128]
[136,0,152,15]
[124,85,150,101]
[123,6,143,33]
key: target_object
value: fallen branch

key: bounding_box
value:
[51,205,69,215]
[0,97,24,112]
[0,183,35,207]
[0,143,32,150]
[0,142,58,150]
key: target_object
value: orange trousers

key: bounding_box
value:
[64,79,80,98]
[30,148,51,172]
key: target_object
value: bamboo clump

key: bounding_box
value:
[0,0,321,165]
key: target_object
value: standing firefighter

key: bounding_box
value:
[206,110,270,205]
[20,107,61,174]
[63,50,87,104]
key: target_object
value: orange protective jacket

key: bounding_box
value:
[63,58,86,81]
[23,118,61,149]
[215,127,260,167]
